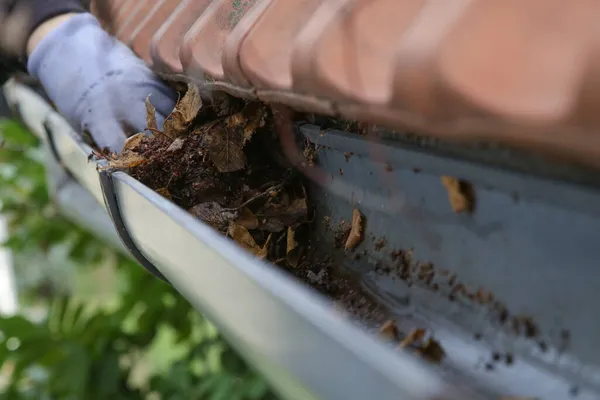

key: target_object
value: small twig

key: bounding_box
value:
[146,127,174,140]
[223,171,294,212]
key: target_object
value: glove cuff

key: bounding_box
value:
[27,13,103,80]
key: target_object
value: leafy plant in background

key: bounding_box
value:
[0,119,276,399]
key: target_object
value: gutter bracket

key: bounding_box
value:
[98,168,170,284]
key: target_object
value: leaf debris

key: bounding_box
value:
[344,209,364,250]
[441,176,475,213]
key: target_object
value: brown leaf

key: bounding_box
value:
[189,202,238,230]
[378,320,399,342]
[286,198,308,222]
[108,152,146,169]
[155,187,172,200]
[397,328,445,363]
[145,95,157,131]
[178,83,202,122]
[235,207,258,230]
[228,222,261,255]
[286,227,300,268]
[344,209,364,250]
[205,125,245,173]
[258,198,308,229]
[258,218,286,233]
[257,233,272,260]
[164,83,202,137]
[418,337,445,363]
[441,176,475,213]
[123,132,145,151]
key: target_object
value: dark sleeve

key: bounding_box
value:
[0,0,87,83]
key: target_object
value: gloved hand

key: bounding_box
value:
[27,13,176,152]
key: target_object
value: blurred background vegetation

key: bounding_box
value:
[0,118,276,399]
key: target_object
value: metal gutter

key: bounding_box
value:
[2,79,471,400]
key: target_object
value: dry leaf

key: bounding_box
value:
[189,202,237,230]
[179,83,202,122]
[398,328,445,363]
[258,198,308,230]
[418,337,445,363]
[108,152,146,169]
[228,222,261,255]
[235,207,258,230]
[259,218,286,233]
[155,187,172,200]
[286,227,300,268]
[145,95,157,131]
[441,176,475,213]
[257,233,272,260]
[164,83,202,137]
[123,132,145,151]
[344,209,364,250]
[167,137,185,152]
[378,320,399,342]
[205,126,246,173]
[398,328,426,348]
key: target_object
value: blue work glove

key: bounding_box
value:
[27,13,177,152]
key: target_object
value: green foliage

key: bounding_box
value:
[0,119,276,399]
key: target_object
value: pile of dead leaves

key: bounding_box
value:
[107,84,310,267]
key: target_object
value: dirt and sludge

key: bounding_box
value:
[101,83,580,397]
[103,83,452,364]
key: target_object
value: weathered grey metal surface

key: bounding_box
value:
[2,79,470,400]
[300,124,600,399]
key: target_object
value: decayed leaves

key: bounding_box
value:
[164,83,202,138]
[204,121,246,173]
[228,222,270,260]
[145,95,157,131]
[258,197,308,232]
[344,209,364,250]
[189,202,237,231]
[235,207,259,230]
[441,176,475,213]
[286,227,300,268]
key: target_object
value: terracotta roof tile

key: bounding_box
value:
[238,0,324,90]
[116,0,154,45]
[180,0,259,81]
[91,0,600,166]
[130,0,184,65]
[150,0,213,74]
